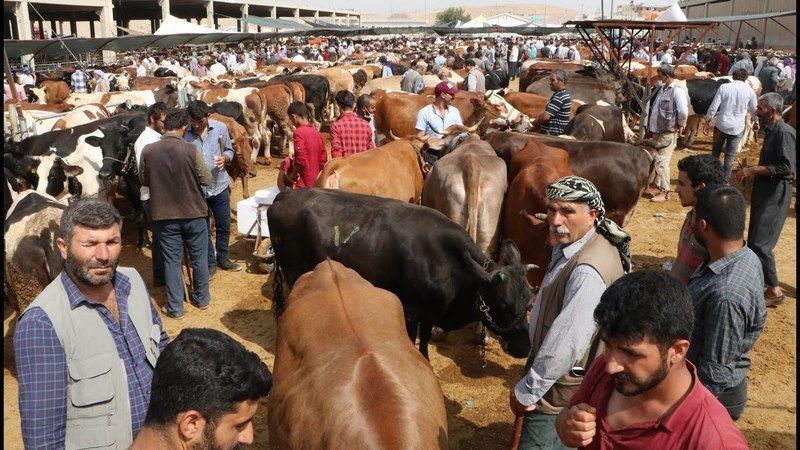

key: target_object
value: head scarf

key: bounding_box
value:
[545,176,632,273]
[784,57,795,79]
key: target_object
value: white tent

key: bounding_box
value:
[484,13,530,27]
[154,15,224,35]
[656,1,688,22]
[456,15,489,28]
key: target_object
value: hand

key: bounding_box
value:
[702,122,711,135]
[560,403,597,447]
[509,388,537,416]
[752,121,760,132]
[213,155,227,170]
[678,126,686,137]
[732,167,746,184]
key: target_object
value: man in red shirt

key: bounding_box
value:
[277,102,327,190]
[556,270,749,449]
[329,90,375,158]
[717,49,731,76]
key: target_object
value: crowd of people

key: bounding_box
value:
[5,31,797,449]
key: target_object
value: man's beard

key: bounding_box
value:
[65,252,118,286]
[189,421,243,450]
[613,354,671,397]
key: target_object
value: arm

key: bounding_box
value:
[150,302,170,351]
[293,131,308,170]
[704,88,723,122]
[467,73,477,92]
[193,147,212,186]
[742,130,796,179]
[14,309,68,449]
[538,98,559,123]
[330,122,343,158]
[138,149,149,187]
[674,88,689,128]
[220,127,234,162]
[514,266,606,406]
[415,109,428,136]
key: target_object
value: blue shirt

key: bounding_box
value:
[14,270,169,449]
[184,118,235,197]
[414,104,464,138]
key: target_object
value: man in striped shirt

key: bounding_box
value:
[536,70,572,136]
[70,65,89,94]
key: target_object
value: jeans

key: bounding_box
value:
[155,217,210,314]
[206,187,232,266]
[143,201,164,283]
[509,61,520,79]
[711,127,743,182]
[519,412,572,450]
[717,377,748,421]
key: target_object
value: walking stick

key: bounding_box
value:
[511,414,524,450]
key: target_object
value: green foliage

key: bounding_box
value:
[435,7,471,26]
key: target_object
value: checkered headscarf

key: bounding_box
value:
[546,176,631,273]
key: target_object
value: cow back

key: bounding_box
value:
[268,260,447,449]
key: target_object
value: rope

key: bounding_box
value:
[28,3,83,64]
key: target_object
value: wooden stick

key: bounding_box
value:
[511,414,524,450]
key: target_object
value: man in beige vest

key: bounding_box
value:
[509,176,629,449]
[14,198,169,449]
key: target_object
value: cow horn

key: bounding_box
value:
[533,213,547,221]
[524,264,540,272]
[389,130,400,140]
[467,117,484,133]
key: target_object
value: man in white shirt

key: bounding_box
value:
[415,81,463,138]
[661,48,675,64]
[135,102,168,286]
[508,42,520,80]
[556,43,569,59]
[136,59,148,77]
[633,45,650,61]
[704,68,758,181]
[547,41,557,59]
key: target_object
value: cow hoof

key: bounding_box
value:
[430,326,447,342]
[248,170,257,177]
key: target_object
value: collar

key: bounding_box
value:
[763,119,785,135]
[162,130,184,140]
[659,360,703,432]
[700,245,748,276]
[339,111,358,119]
[61,269,130,310]
[556,227,596,262]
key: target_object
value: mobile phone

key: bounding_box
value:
[569,366,586,377]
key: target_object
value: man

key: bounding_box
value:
[508,41,520,80]
[3,76,26,101]
[379,55,393,78]
[758,57,781,94]
[540,42,552,59]
[14,198,169,448]
[556,270,749,449]
[136,58,148,77]
[645,64,689,202]
[687,185,766,420]
[511,176,629,449]
[192,61,208,77]
[546,41,557,59]
[434,49,447,67]
[633,45,650,61]
[91,69,110,93]
[555,41,569,59]
[185,100,243,274]
[728,52,754,75]
[401,61,426,94]
[704,68,758,181]
[736,92,796,306]
[71,64,89,94]
[567,42,580,62]
[465,59,486,93]
[356,93,379,148]
[717,49,731,76]
[681,47,698,66]
[141,109,212,319]
[130,328,272,450]
[330,90,375,158]
[415,81,463,139]
[670,155,726,285]
[660,48,675,64]
[535,69,572,136]
[135,102,169,287]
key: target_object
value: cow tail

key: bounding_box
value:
[272,263,286,317]
[305,103,319,128]
[465,155,481,244]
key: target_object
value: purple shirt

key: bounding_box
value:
[13,270,169,449]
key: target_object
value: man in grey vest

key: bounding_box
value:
[14,198,169,449]
[510,176,629,449]
[465,59,486,93]
[401,60,427,94]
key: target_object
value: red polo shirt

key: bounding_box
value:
[292,123,327,188]
[569,355,749,450]
[330,111,375,158]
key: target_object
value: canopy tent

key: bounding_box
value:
[304,18,354,29]
[456,16,489,29]
[155,15,223,35]
[241,16,313,31]
[656,1,688,22]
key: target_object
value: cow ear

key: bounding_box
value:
[63,163,84,177]
[85,136,103,147]
[496,239,522,266]
[470,97,481,106]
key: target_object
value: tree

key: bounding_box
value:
[435,7,471,26]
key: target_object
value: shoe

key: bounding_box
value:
[650,192,669,202]
[160,306,184,320]
[217,258,243,272]
[191,300,210,311]
[208,265,217,278]
[765,294,785,307]
[643,187,661,198]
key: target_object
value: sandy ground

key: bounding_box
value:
[3,128,796,449]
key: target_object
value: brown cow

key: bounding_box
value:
[210,113,255,198]
[316,138,426,203]
[503,91,582,121]
[130,76,178,90]
[198,87,267,163]
[502,141,572,286]
[256,84,295,157]
[268,259,448,449]
[30,80,71,105]
[631,64,699,81]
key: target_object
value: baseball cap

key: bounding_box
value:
[434,81,459,97]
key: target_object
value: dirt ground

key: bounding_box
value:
[3,130,796,449]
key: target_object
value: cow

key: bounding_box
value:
[256,84,295,157]
[153,67,178,77]
[210,113,255,197]
[564,104,635,143]
[108,72,130,91]
[210,101,245,126]
[50,103,111,131]
[361,73,465,95]
[502,141,573,286]
[525,69,623,105]
[64,90,156,109]
[351,68,368,92]
[269,74,330,124]
[197,87,267,160]
[29,80,71,105]
[421,136,507,257]
[484,131,652,228]
[309,68,355,119]
[130,76,178,91]
[4,190,65,314]
[315,138,427,203]
[267,188,535,359]
[268,259,448,449]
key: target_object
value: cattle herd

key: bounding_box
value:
[3,34,797,447]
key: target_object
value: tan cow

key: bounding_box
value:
[256,84,295,157]
[268,259,448,449]
[210,113,255,198]
[197,87,267,161]
[29,80,71,105]
[504,91,582,121]
[309,68,355,119]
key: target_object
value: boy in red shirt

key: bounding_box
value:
[330,90,375,158]
[277,102,327,190]
[556,270,749,450]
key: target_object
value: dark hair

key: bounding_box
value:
[694,185,746,239]
[287,101,309,119]
[164,109,189,131]
[465,59,476,67]
[657,64,675,77]
[732,68,749,81]
[676,154,726,188]
[334,90,356,109]
[60,198,122,243]
[144,328,272,426]
[594,270,694,352]
[147,102,168,123]
[356,93,373,109]
[187,100,210,120]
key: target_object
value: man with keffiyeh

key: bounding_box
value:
[510,176,629,449]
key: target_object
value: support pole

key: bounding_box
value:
[205,1,214,29]
[13,1,33,66]
[90,19,96,38]
[97,0,116,63]
[270,6,276,19]
[159,0,170,22]
[294,8,300,21]
[241,4,249,32]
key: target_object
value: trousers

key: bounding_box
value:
[206,187,232,266]
[711,127,743,182]
[650,132,678,192]
[155,217,210,314]
[716,377,748,421]
[748,178,792,287]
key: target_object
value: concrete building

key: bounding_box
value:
[680,0,795,49]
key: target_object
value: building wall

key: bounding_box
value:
[681,0,796,49]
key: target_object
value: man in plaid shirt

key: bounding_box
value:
[330,90,375,158]
[70,65,89,93]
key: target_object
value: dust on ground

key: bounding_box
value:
[3,133,796,449]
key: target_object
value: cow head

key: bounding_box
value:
[154,85,179,108]
[113,73,131,91]
[483,91,534,132]
[86,122,144,180]
[3,151,40,191]
[28,86,47,104]
[465,239,536,358]
[46,156,84,198]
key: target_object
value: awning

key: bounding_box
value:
[686,9,796,23]
[241,16,312,30]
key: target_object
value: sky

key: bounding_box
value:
[300,0,676,16]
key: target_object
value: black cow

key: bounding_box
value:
[211,101,246,126]
[270,74,330,123]
[267,188,533,359]
[486,68,510,90]
[681,78,729,148]
[153,67,178,77]
[564,104,629,143]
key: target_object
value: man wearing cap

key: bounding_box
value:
[401,61,427,94]
[415,81,463,139]
[510,176,628,449]
[18,66,35,87]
